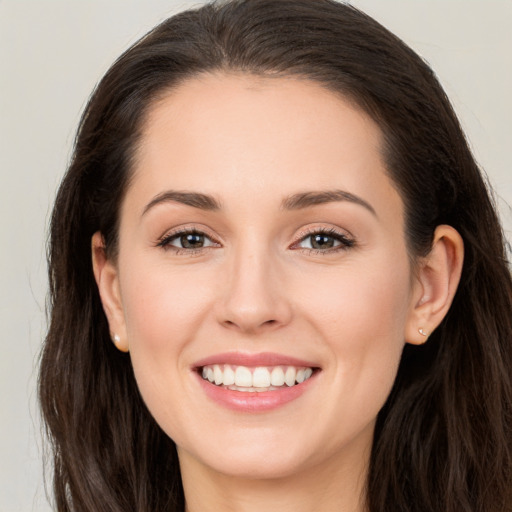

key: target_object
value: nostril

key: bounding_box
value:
[221,318,279,331]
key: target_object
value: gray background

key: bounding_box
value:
[1,1,510,510]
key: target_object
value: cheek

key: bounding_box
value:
[118,261,219,412]
[301,253,411,342]
[118,262,216,430]
[298,253,411,404]
[121,262,213,347]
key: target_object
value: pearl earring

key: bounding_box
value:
[112,333,128,352]
[418,328,428,337]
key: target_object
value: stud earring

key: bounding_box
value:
[418,328,428,337]
[112,333,128,352]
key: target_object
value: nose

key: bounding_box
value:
[215,244,293,334]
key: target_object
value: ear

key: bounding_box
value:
[91,231,129,352]
[405,225,464,345]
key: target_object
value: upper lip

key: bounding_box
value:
[193,351,320,369]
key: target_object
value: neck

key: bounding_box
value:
[179,429,371,512]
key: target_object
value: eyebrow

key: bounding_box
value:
[281,190,376,216]
[142,191,222,215]
[142,188,376,217]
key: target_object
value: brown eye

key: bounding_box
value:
[180,233,205,248]
[295,230,355,252]
[158,230,217,250]
[310,234,336,249]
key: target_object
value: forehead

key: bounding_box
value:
[139,72,381,169]
[128,72,402,222]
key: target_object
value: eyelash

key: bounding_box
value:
[156,227,355,255]
[156,227,220,255]
[291,227,355,254]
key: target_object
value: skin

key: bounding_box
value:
[92,74,463,512]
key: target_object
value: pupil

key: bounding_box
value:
[182,233,204,248]
[311,234,334,249]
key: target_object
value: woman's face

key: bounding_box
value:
[107,74,423,480]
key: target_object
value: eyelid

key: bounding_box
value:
[156,224,221,250]
[290,225,355,252]
[155,223,355,254]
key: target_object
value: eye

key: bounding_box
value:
[157,230,218,251]
[293,228,355,252]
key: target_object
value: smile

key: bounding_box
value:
[194,353,320,411]
[201,364,314,391]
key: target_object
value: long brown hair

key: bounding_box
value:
[39,1,512,510]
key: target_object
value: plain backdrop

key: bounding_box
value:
[1,1,511,510]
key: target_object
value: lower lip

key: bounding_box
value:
[195,371,317,412]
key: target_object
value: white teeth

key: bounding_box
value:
[228,385,277,392]
[213,365,223,385]
[270,367,285,386]
[200,364,315,389]
[253,367,271,388]
[230,386,258,392]
[223,365,235,386]
[234,366,252,387]
[285,366,296,387]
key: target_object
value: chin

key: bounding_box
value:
[175,421,348,483]
[196,447,313,480]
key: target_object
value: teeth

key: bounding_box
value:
[235,366,252,387]
[223,365,235,386]
[213,365,223,385]
[285,366,295,387]
[270,367,285,386]
[253,367,271,388]
[200,364,315,389]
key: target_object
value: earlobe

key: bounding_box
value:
[91,232,129,352]
[406,225,464,345]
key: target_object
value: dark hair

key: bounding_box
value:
[39,1,512,510]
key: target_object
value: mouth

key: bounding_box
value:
[193,352,321,411]
[199,364,316,392]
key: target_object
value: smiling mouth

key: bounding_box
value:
[199,364,316,392]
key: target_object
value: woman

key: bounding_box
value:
[39,0,512,510]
